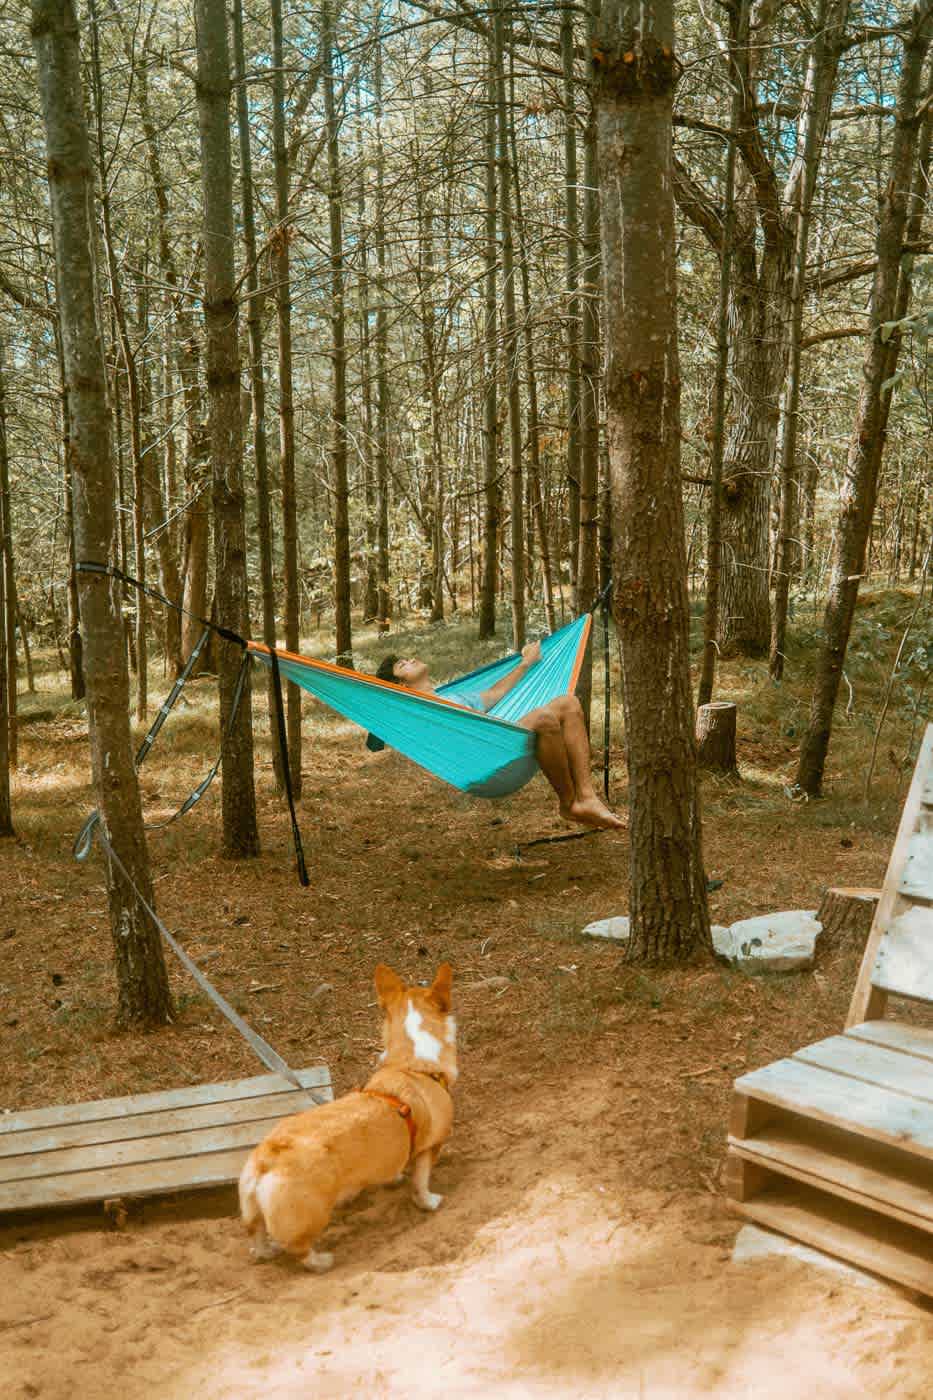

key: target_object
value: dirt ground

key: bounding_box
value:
[2,616,933,1397]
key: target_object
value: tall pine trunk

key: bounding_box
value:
[562,6,582,593]
[697,0,745,708]
[770,0,851,679]
[194,0,260,857]
[797,16,933,795]
[478,30,499,640]
[0,339,12,836]
[32,0,172,1023]
[374,22,391,632]
[0,337,18,760]
[494,0,524,647]
[323,0,352,666]
[595,0,711,963]
[234,0,278,769]
[271,0,303,784]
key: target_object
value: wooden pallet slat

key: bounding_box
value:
[846,1020,933,1062]
[0,1083,330,1161]
[728,1118,933,1231]
[733,1056,933,1159]
[793,1034,933,1105]
[871,904,933,1000]
[0,1065,331,1137]
[733,1176,933,1297]
[899,823,933,901]
[0,1145,264,1215]
[0,1114,314,1185]
[0,1065,333,1217]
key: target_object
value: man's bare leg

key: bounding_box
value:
[522,696,624,830]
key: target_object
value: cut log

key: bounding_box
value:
[817,887,881,950]
[696,701,738,774]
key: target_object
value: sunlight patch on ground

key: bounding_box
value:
[165,1180,912,1400]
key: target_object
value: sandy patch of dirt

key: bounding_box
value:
[2,649,932,1396]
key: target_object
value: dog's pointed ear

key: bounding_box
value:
[429,962,453,1012]
[374,963,405,1007]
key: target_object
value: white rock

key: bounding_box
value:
[732,1225,884,1290]
[582,916,629,941]
[718,910,821,972]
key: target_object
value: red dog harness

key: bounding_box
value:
[361,1089,418,1156]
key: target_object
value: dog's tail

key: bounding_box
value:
[238,1153,264,1228]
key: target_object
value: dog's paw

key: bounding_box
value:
[303,1249,335,1274]
[250,1239,284,1262]
[413,1190,443,1212]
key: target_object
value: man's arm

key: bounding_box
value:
[479,641,542,711]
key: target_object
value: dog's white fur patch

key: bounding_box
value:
[404,1000,443,1063]
[445,1015,457,1045]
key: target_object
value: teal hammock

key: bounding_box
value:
[249,613,591,799]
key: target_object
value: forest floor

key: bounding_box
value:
[1,589,932,1397]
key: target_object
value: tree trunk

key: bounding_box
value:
[271,0,303,783]
[494,0,524,648]
[796,14,933,796]
[234,0,279,772]
[595,0,711,963]
[374,22,391,633]
[575,12,601,717]
[697,1,746,708]
[413,72,444,626]
[323,0,352,667]
[508,53,556,633]
[31,0,172,1023]
[89,0,148,720]
[109,0,190,678]
[357,86,378,624]
[696,701,738,774]
[0,339,18,765]
[478,30,499,641]
[194,0,260,857]
[770,0,851,680]
[719,231,788,657]
[0,340,12,836]
[816,886,880,951]
[561,7,582,595]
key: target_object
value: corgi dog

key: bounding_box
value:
[239,962,456,1272]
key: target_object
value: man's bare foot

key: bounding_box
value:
[559,796,626,831]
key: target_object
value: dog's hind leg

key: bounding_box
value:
[411,1148,443,1211]
[250,1221,284,1261]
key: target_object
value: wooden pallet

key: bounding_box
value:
[0,1065,332,1216]
[726,725,933,1295]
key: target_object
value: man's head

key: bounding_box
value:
[376,654,430,688]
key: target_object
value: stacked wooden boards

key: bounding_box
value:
[0,1065,332,1216]
[726,724,933,1295]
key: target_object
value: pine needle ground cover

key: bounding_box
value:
[1,592,931,1395]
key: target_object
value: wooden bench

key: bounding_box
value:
[726,724,933,1295]
[0,1065,332,1216]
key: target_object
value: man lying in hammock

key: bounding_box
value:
[375,642,625,832]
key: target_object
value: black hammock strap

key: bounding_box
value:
[73,560,309,887]
[74,643,251,861]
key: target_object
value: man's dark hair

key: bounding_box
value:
[375,653,400,683]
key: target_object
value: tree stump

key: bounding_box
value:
[696,701,738,774]
[816,886,881,950]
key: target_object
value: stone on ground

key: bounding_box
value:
[732,1224,884,1290]
[582,909,821,972]
[716,910,821,971]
